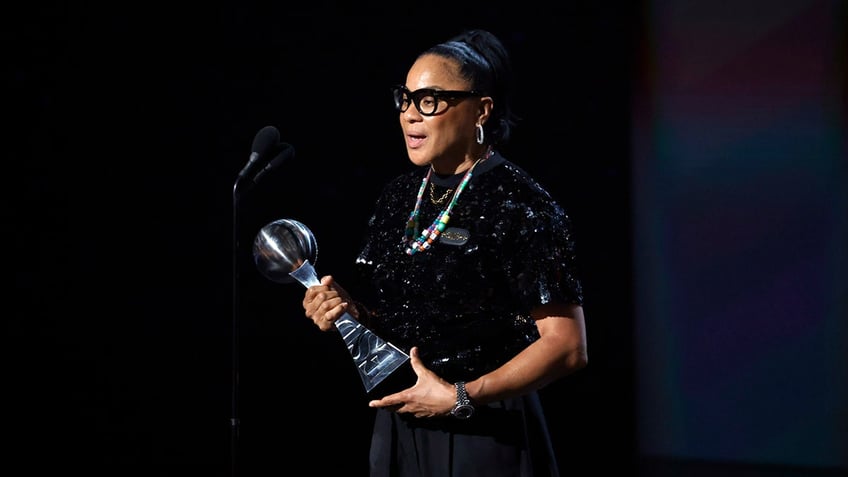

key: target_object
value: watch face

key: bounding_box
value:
[452,404,474,419]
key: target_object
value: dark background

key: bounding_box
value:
[11,3,846,477]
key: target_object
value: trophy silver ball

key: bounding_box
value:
[252,218,318,284]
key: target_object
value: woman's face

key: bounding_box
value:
[399,54,489,173]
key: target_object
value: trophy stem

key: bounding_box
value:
[290,260,409,393]
[289,260,321,287]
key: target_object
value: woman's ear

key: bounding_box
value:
[478,97,494,123]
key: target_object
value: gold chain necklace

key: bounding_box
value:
[429,182,453,205]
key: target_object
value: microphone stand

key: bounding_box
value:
[230,140,290,476]
[230,176,250,477]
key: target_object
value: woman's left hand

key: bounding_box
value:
[367,346,456,418]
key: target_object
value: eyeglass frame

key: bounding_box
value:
[391,85,483,116]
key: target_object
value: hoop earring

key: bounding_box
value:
[475,124,485,145]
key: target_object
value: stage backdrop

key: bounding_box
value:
[632,0,847,471]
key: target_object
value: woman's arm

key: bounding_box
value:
[367,302,588,418]
[466,302,588,404]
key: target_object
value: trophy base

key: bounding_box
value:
[364,359,416,398]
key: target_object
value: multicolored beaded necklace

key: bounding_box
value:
[404,148,493,255]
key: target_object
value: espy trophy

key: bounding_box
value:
[252,218,409,393]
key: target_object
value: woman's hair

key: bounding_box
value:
[422,29,518,147]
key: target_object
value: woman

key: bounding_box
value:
[302,29,588,476]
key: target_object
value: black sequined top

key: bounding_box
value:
[354,152,583,382]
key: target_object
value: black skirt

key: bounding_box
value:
[369,392,560,477]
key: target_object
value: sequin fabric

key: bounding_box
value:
[354,152,583,382]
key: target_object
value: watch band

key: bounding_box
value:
[451,381,475,419]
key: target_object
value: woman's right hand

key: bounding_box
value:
[302,275,353,332]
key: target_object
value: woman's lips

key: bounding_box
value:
[406,135,425,148]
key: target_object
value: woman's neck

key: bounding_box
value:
[430,146,492,176]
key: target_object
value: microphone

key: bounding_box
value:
[252,142,295,183]
[238,125,280,179]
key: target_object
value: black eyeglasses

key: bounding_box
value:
[391,85,481,116]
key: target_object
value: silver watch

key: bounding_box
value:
[450,381,474,419]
